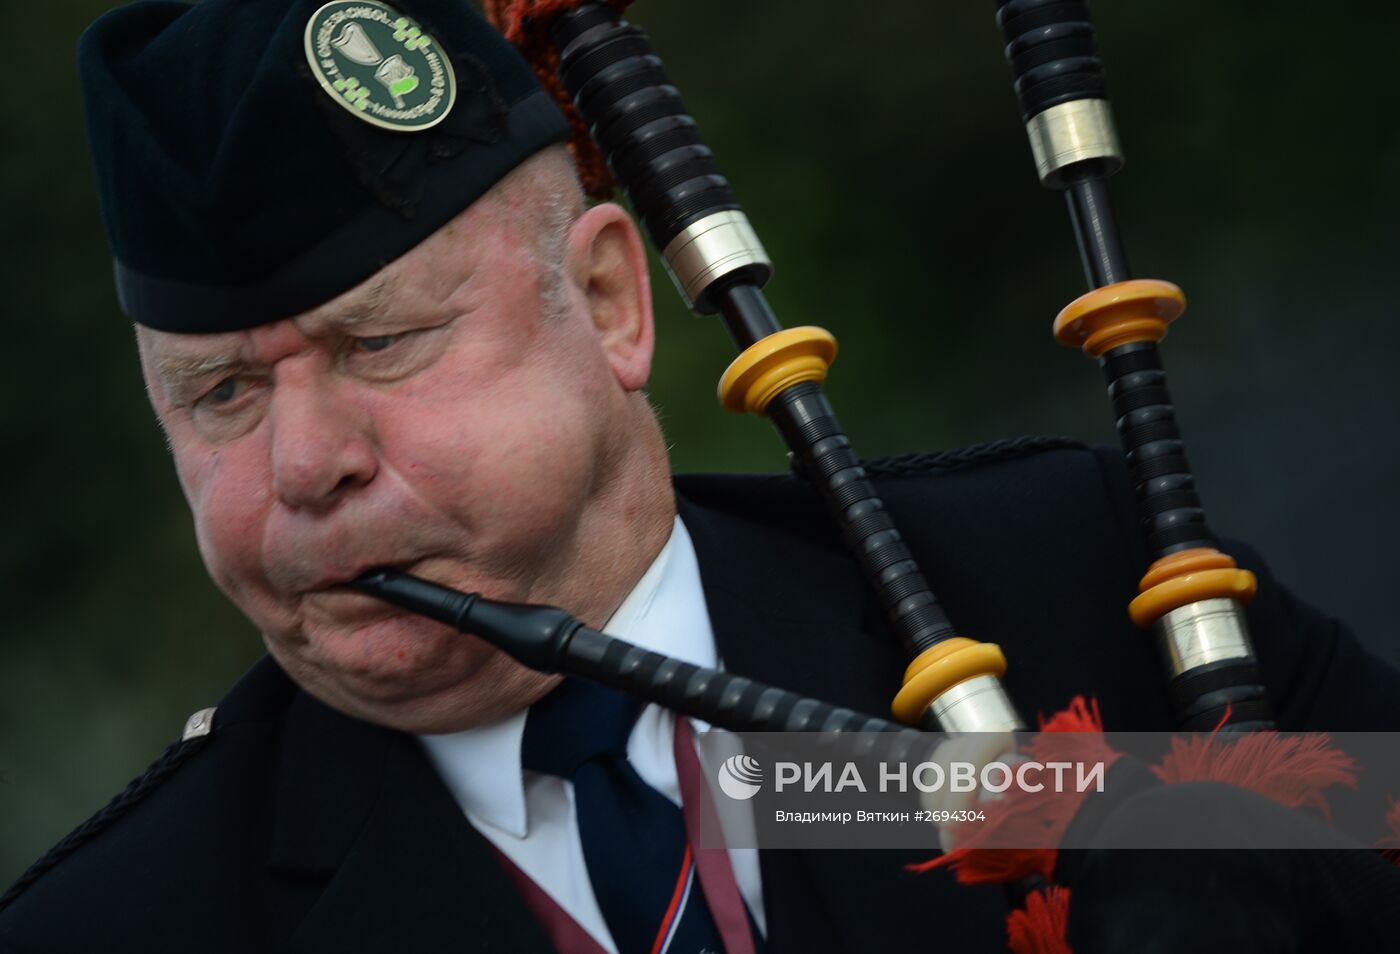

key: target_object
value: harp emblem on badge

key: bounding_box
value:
[331,22,384,66]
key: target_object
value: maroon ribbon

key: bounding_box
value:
[492,714,760,954]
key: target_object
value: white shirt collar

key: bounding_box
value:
[417,515,714,838]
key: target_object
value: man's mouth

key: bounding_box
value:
[316,559,422,593]
[295,560,431,624]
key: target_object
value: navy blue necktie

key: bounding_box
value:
[522,678,726,954]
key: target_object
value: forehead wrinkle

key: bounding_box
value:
[153,349,246,387]
[303,272,402,334]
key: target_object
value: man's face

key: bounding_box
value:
[136,175,668,731]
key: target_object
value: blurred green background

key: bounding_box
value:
[4,0,1398,882]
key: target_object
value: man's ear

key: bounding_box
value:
[565,202,654,391]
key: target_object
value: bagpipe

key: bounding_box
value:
[357,0,1396,950]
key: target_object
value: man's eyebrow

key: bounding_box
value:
[318,274,401,330]
[153,273,406,388]
[153,352,246,390]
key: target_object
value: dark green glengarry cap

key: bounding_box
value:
[79,0,569,332]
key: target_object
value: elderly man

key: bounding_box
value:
[4,0,1400,952]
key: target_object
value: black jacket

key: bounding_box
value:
[3,441,1396,952]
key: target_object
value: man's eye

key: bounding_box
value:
[342,323,450,381]
[205,377,240,405]
[353,333,403,353]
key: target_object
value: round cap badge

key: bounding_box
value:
[304,1,456,132]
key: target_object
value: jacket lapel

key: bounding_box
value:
[269,692,553,953]
[675,480,906,715]
[676,482,1010,952]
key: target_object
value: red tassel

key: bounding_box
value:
[1153,731,1358,819]
[1379,798,1400,866]
[907,697,1119,886]
[483,0,634,199]
[906,696,1360,954]
[1037,696,1105,734]
[907,845,1057,885]
[1006,886,1074,954]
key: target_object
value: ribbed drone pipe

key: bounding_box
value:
[540,3,1020,732]
[994,0,1274,730]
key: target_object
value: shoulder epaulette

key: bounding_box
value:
[0,707,217,914]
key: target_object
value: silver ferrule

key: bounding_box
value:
[1155,597,1257,677]
[660,210,772,313]
[1025,98,1124,188]
[924,675,1025,733]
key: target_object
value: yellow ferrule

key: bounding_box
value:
[1128,547,1258,628]
[718,326,838,416]
[1054,279,1185,357]
[890,637,1008,726]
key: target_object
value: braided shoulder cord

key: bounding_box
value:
[860,435,1086,479]
[0,732,212,914]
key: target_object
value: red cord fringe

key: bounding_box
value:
[1006,886,1073,954]
[1153,730,1358,820]
[1037,696,1105,735]
[908,696,1362,953]
[483,0,633,198]
[1380,798,1400,866]
[906,696,1118,886]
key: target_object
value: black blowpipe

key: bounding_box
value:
[351,570,929,751]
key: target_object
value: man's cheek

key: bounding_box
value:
[188,468,275,603]
[165,423,208,503]
[193,510,261,604]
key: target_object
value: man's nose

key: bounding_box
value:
[268,367,378,511]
